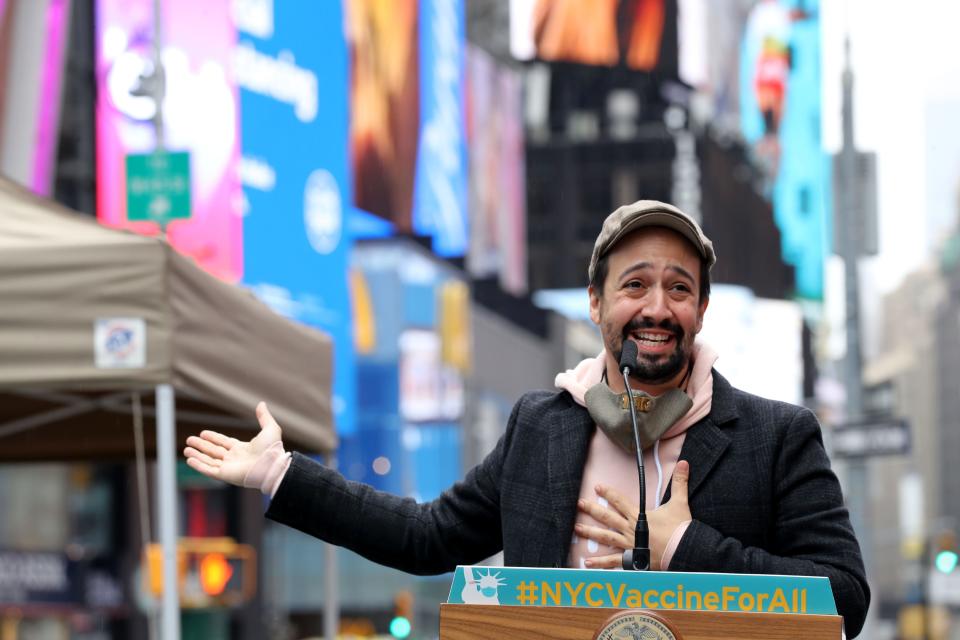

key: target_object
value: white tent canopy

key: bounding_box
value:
[0,174,336,458]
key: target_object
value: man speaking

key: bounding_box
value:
[185,200,869,636]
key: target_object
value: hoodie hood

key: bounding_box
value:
[554,351,606,407]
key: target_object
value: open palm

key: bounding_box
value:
[183,401,282,487]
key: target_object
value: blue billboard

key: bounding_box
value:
[412,0,468,257]
[739,0,827,301]
[346,241,467,499]
[237,0,356,435]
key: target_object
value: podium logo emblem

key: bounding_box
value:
[593,610,681,640]
[461,567,506,605]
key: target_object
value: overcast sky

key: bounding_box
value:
[820,0,960,360]
[821,0,960,290]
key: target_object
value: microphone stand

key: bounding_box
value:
[621,356,650,571]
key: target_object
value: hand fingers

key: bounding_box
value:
[183,446,220,469]
[185,435,229,461]
[256,401,282,432]
[198,430,239,450]
[583,553,623,569]
[578,499,631,533]
[595,483,639,520]
[184,448,221,477]
[574,522,631,550]
[671,460,691,504]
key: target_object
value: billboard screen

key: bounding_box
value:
[94,0,466,434]
[345,0,419,231]
[511,0,669,71]
[347,0,468,258]
[698,284,803,405]
[349,242,468,498]
[739,0,827,301]
[0,0,71,196]
[466,44,527,295]
[676,0,828,301]
[94,0,243,282]
[237,0,356,436]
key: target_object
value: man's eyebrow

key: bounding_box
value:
[617,262,695,283]
[667,265,696,282]
[617,261,652,281]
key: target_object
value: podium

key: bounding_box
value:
[439,566,844,639]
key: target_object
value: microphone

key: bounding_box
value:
[619,341,650,571]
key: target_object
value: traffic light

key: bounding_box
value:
[390,589,414,638]
[143,537,256,608]
[198,552,233,596]
[934,531,958,574]
[389,617,411,639]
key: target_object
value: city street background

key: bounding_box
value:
[1,0,960,638]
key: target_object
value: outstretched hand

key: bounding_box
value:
[183,401,282,487]
[574,460,693,570]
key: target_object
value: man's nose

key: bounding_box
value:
[641,286,670,322]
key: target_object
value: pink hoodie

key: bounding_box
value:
[555,342,717,570]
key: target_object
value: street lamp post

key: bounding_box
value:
[836,37,871,573]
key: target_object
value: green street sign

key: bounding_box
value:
[126,151,191,224]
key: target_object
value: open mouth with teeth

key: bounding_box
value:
[628,331,676,355]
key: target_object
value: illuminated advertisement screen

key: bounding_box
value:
[0,0,70,197]
[237,0,356,436]
[510,0,668,71]
[0,0,11,127]
[739,0,826,300]
[94,0,243,282]
[347,0,468,258]
[349,242,467,496]
[33,0,70,197]
[466,44,527,295]
[698,285,803,405]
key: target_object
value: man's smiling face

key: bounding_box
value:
[589,226,709,388]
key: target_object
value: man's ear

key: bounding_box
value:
[588,285,602,326]
[695,296,709,334]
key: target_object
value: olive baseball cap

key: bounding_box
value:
[588,200,716,282]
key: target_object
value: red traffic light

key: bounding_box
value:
[199,552,234,596]
[142,538,256,607]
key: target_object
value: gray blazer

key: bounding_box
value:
[267,371,869,636]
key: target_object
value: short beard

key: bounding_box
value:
[611,317,690,385]
[632,346,687,384]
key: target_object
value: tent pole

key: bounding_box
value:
[324,452,339,640]
[156,384,180,640]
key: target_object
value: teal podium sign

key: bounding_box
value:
[447,566,837,616]
[125,151,192,225]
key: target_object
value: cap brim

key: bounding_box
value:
[609,210,710,264]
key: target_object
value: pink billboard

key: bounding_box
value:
[466,44,527,295]
[95,0,242,282]
[33,0,70,197]
[0,0,71,197]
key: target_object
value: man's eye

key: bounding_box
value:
[672,284,691,293]
[625,280,644,289]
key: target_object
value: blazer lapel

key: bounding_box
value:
[679,419,731,499]
[666,370,738,502]
[546,400,594,566]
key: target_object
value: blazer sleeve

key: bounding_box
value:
[668,407,870,638]
[263,397,523,575]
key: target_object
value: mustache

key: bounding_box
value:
[622,317,684,341]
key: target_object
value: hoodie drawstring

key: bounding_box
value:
[653,439,664,509]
